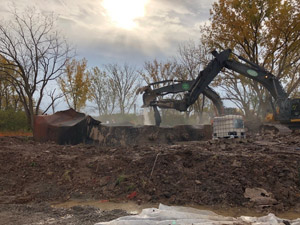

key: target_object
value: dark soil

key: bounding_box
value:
[0,203,128,225]
[0,132,300,224]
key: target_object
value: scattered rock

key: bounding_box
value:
[244,188,278,206]
[195,180,202,185]
[220,144,227,150]
[232,160,242,167]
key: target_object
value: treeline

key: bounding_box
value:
[0,59,29,131]
[0,0,299,132]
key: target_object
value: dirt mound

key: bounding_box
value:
[0,133,299,213]
[89,124,212,146]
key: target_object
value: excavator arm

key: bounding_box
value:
[138,49,231,112]
[136,80,224,126]
[224,57,300,125]
[224,57,288,101]
[137,49,230,125]
[137,81,224,115]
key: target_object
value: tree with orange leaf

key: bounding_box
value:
[0,55,22,111]
[201,0,300,118]
[59,58,91,111]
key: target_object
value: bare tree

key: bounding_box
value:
[90,66,116,116]
[175,41,210,120]
[176,40,204,79]
[0,8,71,131]
[42,88,64,114]
[141,59,182,88]
[105,64,141,114]
[140,59,190,119]
[220,75,260,117]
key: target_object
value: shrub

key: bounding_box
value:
[0,110,30,131]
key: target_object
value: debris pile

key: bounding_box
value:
[34,109,212,145]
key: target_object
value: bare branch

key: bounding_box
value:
[0,7,73,130]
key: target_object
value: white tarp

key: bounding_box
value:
[95,204,300,225]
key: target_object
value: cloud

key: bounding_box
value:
[0,0,216,67]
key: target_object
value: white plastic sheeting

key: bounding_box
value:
[95,204,300,225]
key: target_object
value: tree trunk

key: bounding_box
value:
[24,96,35,133]
[23,104,31,131]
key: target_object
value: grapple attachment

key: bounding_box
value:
[136,85,157,107]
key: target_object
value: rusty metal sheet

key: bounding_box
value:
[34,108,99,145]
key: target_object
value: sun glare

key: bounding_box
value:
[102,0,148,29]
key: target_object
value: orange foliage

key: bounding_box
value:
[0,131,32,137]
[59,58,91,111]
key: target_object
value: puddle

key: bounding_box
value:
[53,200,158,214]
[52,199,300,220]
[189,204,300,220]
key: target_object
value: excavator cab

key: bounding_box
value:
[287,98,300,130]
[291,99,300,119]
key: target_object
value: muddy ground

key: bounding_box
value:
[0,131,300,224]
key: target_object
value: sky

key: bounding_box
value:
[1,0,216,67]
[1,0,217,114]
